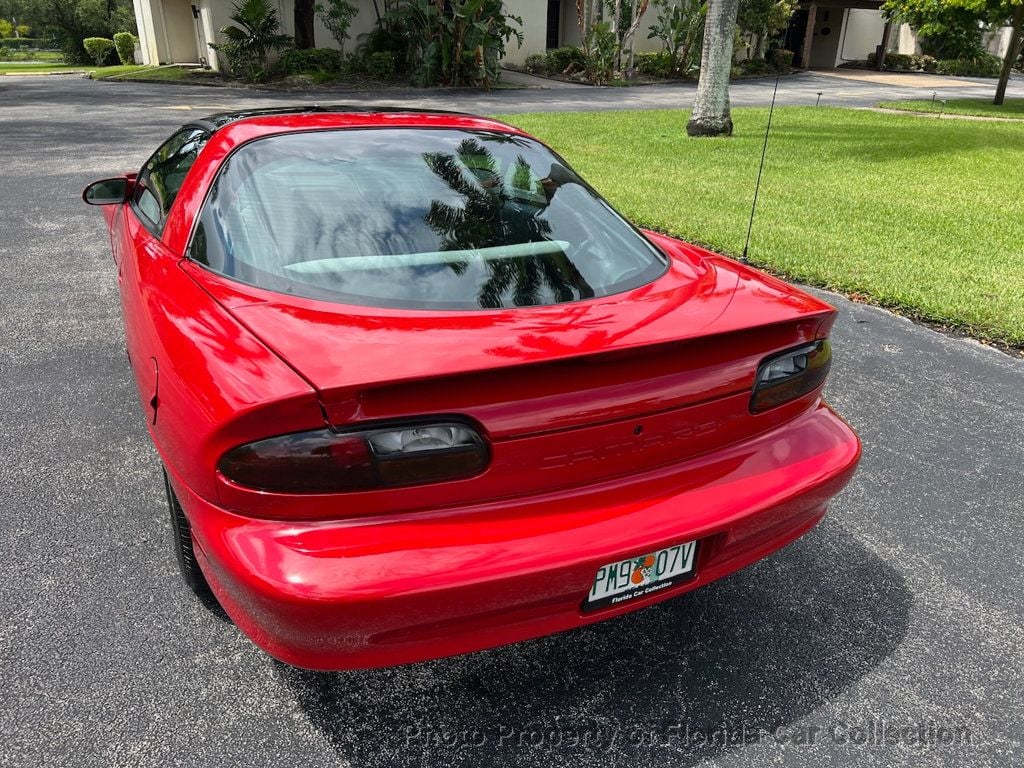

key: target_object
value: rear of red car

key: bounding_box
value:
[123,111,860,670]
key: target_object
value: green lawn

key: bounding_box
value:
[498,108,1024,347]
[878,98,1024,120]
[90,65,176,80]
[0,61,82,73]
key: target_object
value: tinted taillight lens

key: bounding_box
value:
[218,421,489,493]
[750,340,832,413]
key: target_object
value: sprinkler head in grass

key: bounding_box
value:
[815,92,823,107]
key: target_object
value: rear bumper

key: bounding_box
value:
[173,402,860,670]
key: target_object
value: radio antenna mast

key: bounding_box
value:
[741,74,780,264]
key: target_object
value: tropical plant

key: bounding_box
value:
[314,0,358,53]
[218,0,292,81]
[387,0,522,87]
[583,20,617,83]
[82,35,112,64]
[647,0,705,75]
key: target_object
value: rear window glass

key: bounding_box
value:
[188,128,667,310]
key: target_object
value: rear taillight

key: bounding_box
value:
[218,421,489,493]
[750,340,832,413]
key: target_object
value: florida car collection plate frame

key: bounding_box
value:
[583,539,699,613]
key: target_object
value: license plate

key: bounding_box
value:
[583,540,699,612]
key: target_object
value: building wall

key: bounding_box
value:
[808,6,843,67]
[984,26,1013,58]
[836,8,885,65]
[504,0,548,63]
[164,0,201,62]
[895,20,917,55]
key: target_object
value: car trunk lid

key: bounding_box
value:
[184,235,836,511]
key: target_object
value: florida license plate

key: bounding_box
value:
[583,540,698,612]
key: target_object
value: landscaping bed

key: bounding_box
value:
[500,107,1024,349]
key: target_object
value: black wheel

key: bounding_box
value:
[163,468,217,605]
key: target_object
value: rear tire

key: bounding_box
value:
[163,468,217,605]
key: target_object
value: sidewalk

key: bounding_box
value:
[2,69,1021,115]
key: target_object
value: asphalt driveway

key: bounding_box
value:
[0,77,1022,768]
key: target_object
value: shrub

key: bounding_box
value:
[365,50,395,79]
[740,57,771,75]
[935,54,1001,77]
[884,52,915,70]
[1,38,47,50]
[278,46,343,75]
[634,50,675,78]
[82,37,115,66]
[523,52,547,74]
[767,47,793,70]
[211,42,258,79]
[355,23,407,70]
[730,64,744,78]
[0,45,10,59]
[545,45,585,74]
[918,54,938,72]
[113,32,137,64]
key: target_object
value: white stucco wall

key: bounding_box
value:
[504,0,547,63]
[836,8,885,65]
[895,21,917,55]
[133,0,160,64]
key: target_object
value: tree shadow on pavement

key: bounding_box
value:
[278,519,910,767]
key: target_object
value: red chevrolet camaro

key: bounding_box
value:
[84,107,860,670]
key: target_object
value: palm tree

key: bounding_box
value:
[686,0,741,136]
[220,0,293,80]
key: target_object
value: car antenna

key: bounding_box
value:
[741,74,780,265]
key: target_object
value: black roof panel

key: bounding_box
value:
[190,104,474,133]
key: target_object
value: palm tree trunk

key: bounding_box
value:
[686,0,740,137]
[994,4,1024,106]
